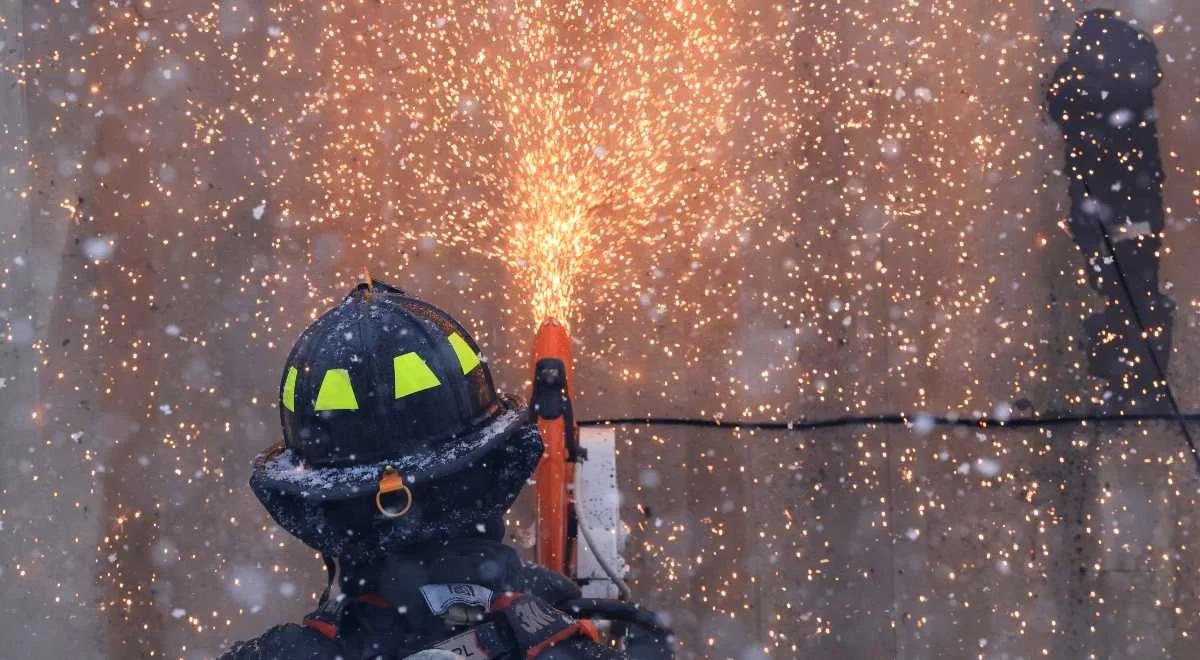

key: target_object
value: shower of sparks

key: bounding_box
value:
[285,0,768,325]
[5,1,1200,658]
[171,0,777,328]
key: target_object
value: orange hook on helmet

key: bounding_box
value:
[375,468,413,518]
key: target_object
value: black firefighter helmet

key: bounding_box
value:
[250,279,543,564]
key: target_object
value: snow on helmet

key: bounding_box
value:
[249,279,542,563]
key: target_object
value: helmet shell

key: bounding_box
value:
[280,281,501,467]
[250,281,543,561]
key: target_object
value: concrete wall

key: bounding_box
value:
[0,1,105,657]
[2,1,1200,658]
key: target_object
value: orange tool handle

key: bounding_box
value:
[531,319,577,576]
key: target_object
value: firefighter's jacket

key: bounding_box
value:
[220,538,671,659]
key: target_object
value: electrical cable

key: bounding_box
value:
[561,598,673,635]
[575,516,633,600]
[1089,210,1200,475]
[579,411,1200,431]
[579,411,1200,480]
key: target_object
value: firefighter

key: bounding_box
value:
[221,279,671,659]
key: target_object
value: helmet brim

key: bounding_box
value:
[251,394,530,502]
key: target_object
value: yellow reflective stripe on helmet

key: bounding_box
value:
[393,352,440,398]
[282,366,298,412]
[314,368,359,411]
[447,333,481,374]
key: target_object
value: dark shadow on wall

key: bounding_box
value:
[1046,9,1175,414]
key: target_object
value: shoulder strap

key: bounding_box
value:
[301,554,343,640]
[318,553,338,607]
[491,593,600,657]
[405,592,598,659]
